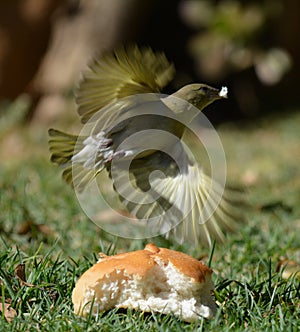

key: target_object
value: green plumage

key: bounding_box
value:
[48,45,243,246]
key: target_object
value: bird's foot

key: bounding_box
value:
[103,149,133,164]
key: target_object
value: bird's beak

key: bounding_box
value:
[218,86,228,99]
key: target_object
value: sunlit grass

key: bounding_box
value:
[0,102,299,330]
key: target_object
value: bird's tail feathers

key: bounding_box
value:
[48,129,80,165]
[48,128,98,191]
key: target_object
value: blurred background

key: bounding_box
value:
[0,0,298,124]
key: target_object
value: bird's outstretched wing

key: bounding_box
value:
[76,45,175,123]
[110,144,243,247]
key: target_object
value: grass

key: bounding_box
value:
[0,98,299,331]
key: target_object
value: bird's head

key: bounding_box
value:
[173,83,228,111]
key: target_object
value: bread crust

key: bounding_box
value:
[72,243,215,321]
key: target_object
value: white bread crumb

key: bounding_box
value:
[219,86,228,98]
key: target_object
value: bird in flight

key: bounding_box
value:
[48,45,242,246]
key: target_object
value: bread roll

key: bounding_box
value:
[72,243,216,322]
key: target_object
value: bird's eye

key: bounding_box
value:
[198,86,208,92]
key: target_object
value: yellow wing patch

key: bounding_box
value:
[76,45,175,123]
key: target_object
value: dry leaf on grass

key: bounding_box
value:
[276,259,300,280]
[17,220,56,238]
[14,263,35,287]
[0,303,17,322]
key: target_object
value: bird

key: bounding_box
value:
[48,45,242,247]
